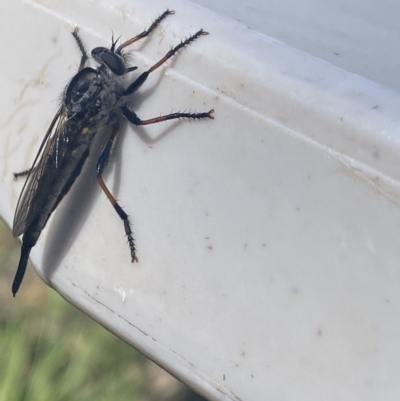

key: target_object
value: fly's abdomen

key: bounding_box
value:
[24,123,94,238]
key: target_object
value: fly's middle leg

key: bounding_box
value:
[122,107,214,126]
[96,114,138,263]
[125,29,209,95]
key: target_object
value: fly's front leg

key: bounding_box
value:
[72,28,89,71]
[96,114,138,263]
[116,10,175,53]
[125,29,209,95]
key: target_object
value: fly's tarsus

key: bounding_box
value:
[97,173,138,263]
[149,29,209,73]
[11,10,213,296]
[13,168,32,180]
[164,29,209,61]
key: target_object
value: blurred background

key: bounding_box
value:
[0,218,206,401]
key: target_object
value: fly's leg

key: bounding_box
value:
[13,168,34,180]
[96,114,138,263]
[122,107,214,125]
[72,28,88,70]
[116,10,175,53]
[125,29,208,95]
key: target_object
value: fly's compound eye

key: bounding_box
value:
[92,47,126,75]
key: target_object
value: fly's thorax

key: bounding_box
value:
[64,66,125,120]
[94,67,125,116]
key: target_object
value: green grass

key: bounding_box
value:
[0,219,200,401]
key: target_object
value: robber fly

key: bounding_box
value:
[12,10,213,296]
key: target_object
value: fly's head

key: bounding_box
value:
[91,47,127,76]
[92,32,138,77]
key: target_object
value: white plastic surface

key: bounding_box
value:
[1,0,400,400]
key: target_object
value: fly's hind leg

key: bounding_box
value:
[96,113,138,263]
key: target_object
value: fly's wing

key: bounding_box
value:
[12,106,67,237]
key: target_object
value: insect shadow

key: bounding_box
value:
[42,112,185,284]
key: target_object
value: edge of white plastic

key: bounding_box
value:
[1,0,400,400]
